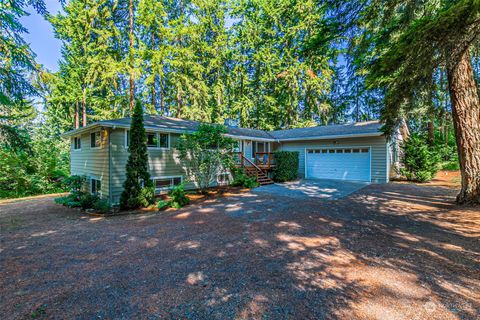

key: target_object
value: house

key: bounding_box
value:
[62,116,402,204]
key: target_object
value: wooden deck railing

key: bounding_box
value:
[254,152,275,169]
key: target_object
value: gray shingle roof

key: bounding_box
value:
[96,115,273,139]
[269,121,383,140]
[64,116,383,140]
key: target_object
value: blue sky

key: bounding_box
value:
[21,0,63,72]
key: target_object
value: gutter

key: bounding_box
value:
[108,128,113,205]
[273,132,384,142]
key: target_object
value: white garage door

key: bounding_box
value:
[306,147,371,182]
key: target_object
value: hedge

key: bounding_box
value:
[273,151,299,182]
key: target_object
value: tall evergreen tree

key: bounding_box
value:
[120,100,153,209]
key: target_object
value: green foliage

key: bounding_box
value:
[157,200,170,210]
[78,193,100,210]
[231,167,259,189]
[177,124,236,192]
[92,198,111,213]
[168,184,190,209]
[0,131,70,199]
[63,175,85,193]
[273,151,299,182]
[120,101,154,210]
[54,193,82,208]
[400,134,439,182]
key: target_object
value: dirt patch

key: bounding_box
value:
[0,178,478,319]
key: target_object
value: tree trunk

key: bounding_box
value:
[159,74,164,115]
[128,0,135,112]
[82,87,87,127]
[447,49,480,204]
[150,31,157,113]
[75,100,79,129]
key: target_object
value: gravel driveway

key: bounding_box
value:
[1,174,479,319]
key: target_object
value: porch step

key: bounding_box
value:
[243,167,274,185]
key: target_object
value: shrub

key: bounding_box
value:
[273,151,299,182]
[120,100,154,210]
[177,124,236,193]
[79,193,99,210]
[63,175,85,193]
[401,133,439,182]
[157,200,170,210]
[231,167,259,188]
[168,184,190,209]
[92,198,111,213]
[54,193,81,208]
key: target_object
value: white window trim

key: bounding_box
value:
[151,175,183,192]
[147,132,171,150]
[89,177,102,196]
[90,131,102,149]
[73,136,82,151]
[125,130,170,150]
[217,172,230,185]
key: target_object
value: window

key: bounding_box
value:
[352,148,360,153]
[328,149,335,153]
[336,149,344,153]
[73,137,81,150]
[217,173,230,185]
[147,132,169,148]
[91,178,101,196]
[125,130,130,147]
[361,148,369,153]
[152,176,182,191]
[147,132,158,147]
[344,149,351,153]
[91,131,101,148]
[125,131,169,149]
[159,133,169,148]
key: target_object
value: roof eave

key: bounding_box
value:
[276,132,384,142]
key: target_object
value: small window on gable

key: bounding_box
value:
[91,178,101,196]
[73,137,81,150]
[91,131,101,148]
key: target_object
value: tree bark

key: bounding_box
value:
[75,100,79,129]
[128,0,135,112]
[447,49,480,204]
[82,86,87,127]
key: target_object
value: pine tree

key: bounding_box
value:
[120,100,153,209]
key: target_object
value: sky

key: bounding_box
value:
[20,0,64,72]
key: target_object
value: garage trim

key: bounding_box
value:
[304,146,372,182]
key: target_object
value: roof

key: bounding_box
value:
[269,121,383,140]
[62,116,384,141]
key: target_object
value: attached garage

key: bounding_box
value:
[305,147,371,182]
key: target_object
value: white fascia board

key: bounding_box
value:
[276,132,384,142]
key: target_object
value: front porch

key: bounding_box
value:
[233,139,277,185]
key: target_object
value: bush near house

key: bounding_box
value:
[231,167,259,188]
[54,175,111,213]
[273,151,299,182]
[156,183,190,210]
[177,124,236,193]
[120,100,155,210]
[401,134,439,182]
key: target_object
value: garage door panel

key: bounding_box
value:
[306,148,370,181]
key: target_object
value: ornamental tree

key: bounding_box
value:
[120,100,154,209]
[177,124,236,193]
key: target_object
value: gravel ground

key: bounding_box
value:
[1,172,479,319]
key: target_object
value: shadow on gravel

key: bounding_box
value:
[0,183,479,319]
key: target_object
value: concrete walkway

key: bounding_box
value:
[252,179,369,200]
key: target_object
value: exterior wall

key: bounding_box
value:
[109,129,196,204]
[278,135,389,183]
[70,128,110,199]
